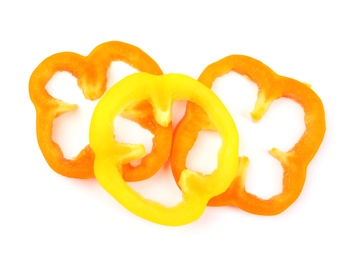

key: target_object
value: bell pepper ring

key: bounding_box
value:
[171,55,326,215]
[29,41,172,180]
[89,72,239,226]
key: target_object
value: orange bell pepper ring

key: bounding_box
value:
[29,41,172,180]
[171,55,326,215]
[89,72,239,226]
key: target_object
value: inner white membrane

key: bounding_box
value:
[47,71,98,159]
[47,61,138,159]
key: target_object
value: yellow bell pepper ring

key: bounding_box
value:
[89,72,239,226]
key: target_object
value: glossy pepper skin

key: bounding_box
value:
[89,72,239,226]
[171,55,326,215]
[29,41,172,180]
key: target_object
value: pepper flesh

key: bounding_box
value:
[29,41,171,180]
[89,72,239,226]
[171,55,326,215]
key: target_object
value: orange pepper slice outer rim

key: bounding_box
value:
[171,55,326,215]
[29,41,170,179]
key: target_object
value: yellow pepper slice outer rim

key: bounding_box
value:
[89,72,239,226]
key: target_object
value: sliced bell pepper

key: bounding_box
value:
[29,41,171,180]
[171,55,326,215]
[89,72,239,226]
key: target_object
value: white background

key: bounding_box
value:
[1,0,353,259]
